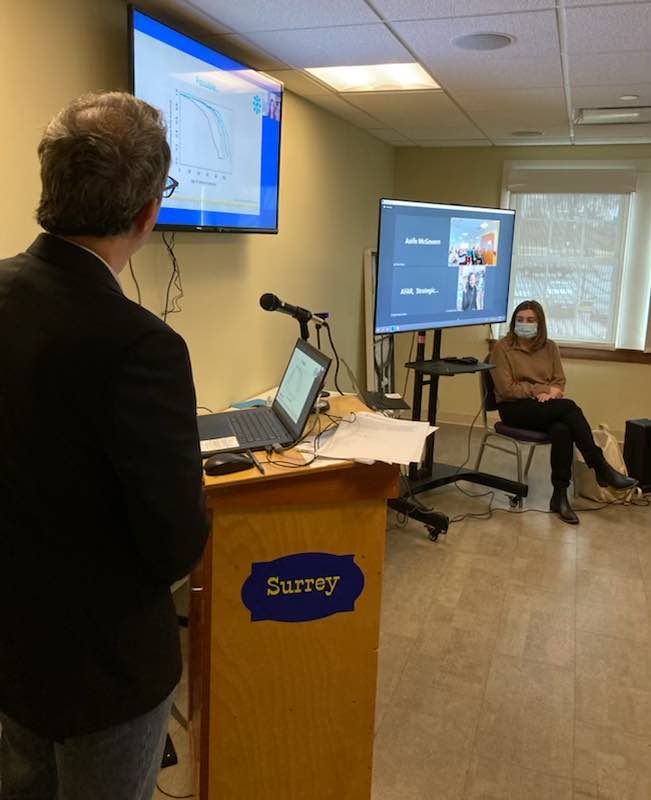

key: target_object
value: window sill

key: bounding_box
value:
[558,346,651,364]
[487,339,651,364]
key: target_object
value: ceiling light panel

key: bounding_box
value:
[238,24,412,68]
[305,63,438,92]
[189,0,379,32]
[575,107,651,125]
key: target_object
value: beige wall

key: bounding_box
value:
[0,0,127,252]
[0,0,394,410]
[394,144,651,436]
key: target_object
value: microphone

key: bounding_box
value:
[259,293,315,323]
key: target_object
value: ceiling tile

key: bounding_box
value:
[466,109,569,129]
[306,94,385,128]
[565,0,651,6]
[367,128,414,144]
[139,0,232,35]
[491,134,572,145]
[266,69,332,95]
[342,90,470,127]
[452,87,566,111]
[239,24,413,68]
[425,56,563,90]
[398,123,488,140]
[569,51,651,87]
[372,0,555,21]
[565,3,651,54]
[394,10,560,61]
[571,83,651,108]
[202,33,289,69]
[186,0,380,32]
[415,139,493,147]
[480,120,571,137]
[574,122,651,142]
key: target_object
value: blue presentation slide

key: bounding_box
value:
[132,10,282,230]
[375,200,516,334]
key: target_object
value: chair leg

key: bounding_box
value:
[515,443,523,484]
[474,433,489,472]
[523,445,536,481]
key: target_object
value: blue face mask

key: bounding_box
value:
[514,322,538,339]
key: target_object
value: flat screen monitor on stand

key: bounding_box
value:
[374,197,527,538]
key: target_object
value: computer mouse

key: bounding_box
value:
[204,452,253,476]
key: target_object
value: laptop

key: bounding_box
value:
[341,359,410,412]
[198,339,331,455]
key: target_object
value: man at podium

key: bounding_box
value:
[0,92,209,799]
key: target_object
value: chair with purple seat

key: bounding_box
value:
[474,364,551,505]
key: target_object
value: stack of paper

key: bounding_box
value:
[299,412,436,466]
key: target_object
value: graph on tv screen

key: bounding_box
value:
[130,8,283,232]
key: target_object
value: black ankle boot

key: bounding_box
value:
[550,488,579,524]
[593,458,638,490]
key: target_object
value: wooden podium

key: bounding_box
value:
[189,397,399,800]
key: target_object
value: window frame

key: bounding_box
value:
[499,160,651,360]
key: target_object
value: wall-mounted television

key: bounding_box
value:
[374,198,516,334]
[129,7,283,233]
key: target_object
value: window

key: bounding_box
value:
[509,193,629,345]
[500,162,651,352]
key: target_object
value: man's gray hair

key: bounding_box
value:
[36,92,171,237]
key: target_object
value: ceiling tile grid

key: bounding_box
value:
[564,2,651,54]
[239,24,414,68]
[187,0,380,32]
[156,0,651,147]
[371,0,556,22]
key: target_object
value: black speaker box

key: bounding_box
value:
[624,418,651,493]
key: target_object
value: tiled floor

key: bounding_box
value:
[159,423,651,800]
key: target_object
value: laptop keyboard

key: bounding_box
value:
[230,410,288,445]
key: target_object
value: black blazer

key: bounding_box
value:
[0,234,209,739]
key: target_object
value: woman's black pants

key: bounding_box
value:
[497,398,603,489]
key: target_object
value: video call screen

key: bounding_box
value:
[374,199,516,334]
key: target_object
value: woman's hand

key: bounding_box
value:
[536,392,552,403]
[549,386,564,399]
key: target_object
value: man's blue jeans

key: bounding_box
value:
[0,689,175,800]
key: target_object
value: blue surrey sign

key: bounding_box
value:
[241,552,365,623]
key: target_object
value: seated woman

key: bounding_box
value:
[491,300,637,524]
[461,272,478,311]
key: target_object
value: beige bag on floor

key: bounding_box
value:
[574,423,638,504]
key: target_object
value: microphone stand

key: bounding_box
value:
[297,317,310,341]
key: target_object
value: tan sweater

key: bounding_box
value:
[491,337,566,403]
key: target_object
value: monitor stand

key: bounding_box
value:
[389,328,528,540]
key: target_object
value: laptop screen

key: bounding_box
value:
[273,339,331,437]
